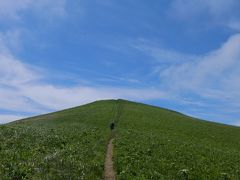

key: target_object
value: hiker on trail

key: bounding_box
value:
[110,122,115,130]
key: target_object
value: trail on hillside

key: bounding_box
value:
[104,137,115,180]
[104,100,123,180]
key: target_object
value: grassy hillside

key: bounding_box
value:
[114,100,240,179]
[1,100,240,179]
[0,100,116,179]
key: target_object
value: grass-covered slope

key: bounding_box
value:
[114,100,240,179]
[1,99,240,179]
[0,100,116,179]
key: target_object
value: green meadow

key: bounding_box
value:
[1,100,240,179]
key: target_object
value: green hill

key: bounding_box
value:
[1,99,240,179]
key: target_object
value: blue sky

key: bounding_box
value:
[0,0,240,125]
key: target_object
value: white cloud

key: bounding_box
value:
[231,121,240,127]
[0,0,31,20]
[171,0,237,17]
[19,84,165,110]
[228,21,240,31]
[170,0,240,30]
[0,51,165,113]
[134,34,240,118]
[0,32,41,84]
[0,35,45,113]
[133,42,198,64]
[0,0,66,21]
[0,87,44,113]
[0,32,166,123]
[159,34,240,93]
[0,54,40,85]
[0,115,25,124]
[0,29,25,51]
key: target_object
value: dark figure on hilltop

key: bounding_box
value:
[110,122,115,130]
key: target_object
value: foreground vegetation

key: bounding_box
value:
[1,99,240,179]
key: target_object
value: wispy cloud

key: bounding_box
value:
[134,34,240,123]
[0,0,66,21]
[231,120,240,127]
[169,0,240,31]
[1,0,239,126]
[133,41,198,64]
[135,34,240,94]
[0,31,166,123]
[0,115,25,124]
[158,34,240,94]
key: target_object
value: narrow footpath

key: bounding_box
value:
[104,100,123,180]
[104,137,115,180]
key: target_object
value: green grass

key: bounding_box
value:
[114,100,240,179]
[0,100,116,179]
[1,99,240,179]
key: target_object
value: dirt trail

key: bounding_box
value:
[104,100,122,180]
[104,138,115,180]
